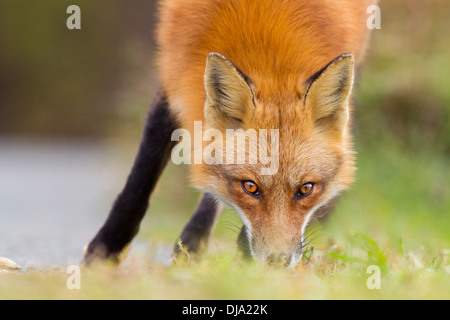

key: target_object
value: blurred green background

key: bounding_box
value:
[0,0,159,138]
[0,0,448,299]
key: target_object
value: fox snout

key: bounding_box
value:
[237,225,304,268]
[198,51,356,268]
[266,252,291,267]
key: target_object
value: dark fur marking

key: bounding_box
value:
[237,225,252,260]
[208,52,255,106]
[174,193,221,255]
[210,68,230,104]
[331,73,350,98]
[85,90,178,263]
[303,53,352,103]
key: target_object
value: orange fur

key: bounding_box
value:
[156,0,375,265]
[158,0,374,125]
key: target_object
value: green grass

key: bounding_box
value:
[1,142,448,300]
[0,239,448,299]
[1,0,449,301]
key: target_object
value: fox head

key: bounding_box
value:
[196,52,355,267]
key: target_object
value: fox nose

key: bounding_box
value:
[267,252,290,266]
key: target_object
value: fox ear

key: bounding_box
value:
[304,54,354,133]
[204,53,255,129]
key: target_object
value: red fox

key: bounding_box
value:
[85,0,376,267]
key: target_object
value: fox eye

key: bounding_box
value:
[242,180,260,197]
[296,183,314,199]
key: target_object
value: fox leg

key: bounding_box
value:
[173,193,225,257]
[84,90,177,264]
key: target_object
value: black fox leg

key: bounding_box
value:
[84,91,177,263]
[237,225,252,260]
[174,193,224,256]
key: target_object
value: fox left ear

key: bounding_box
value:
[204,53,255,129]
[304,54,354,133]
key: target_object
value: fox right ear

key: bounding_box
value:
[204,53,255,129]
[303,54,354,134]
